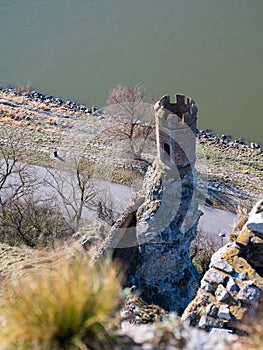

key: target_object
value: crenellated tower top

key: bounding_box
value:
[154,93,198,172]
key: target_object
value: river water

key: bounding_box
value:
[0,0,262,143]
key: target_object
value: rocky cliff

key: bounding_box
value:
[133,161,201,313]
[182,199,263,332]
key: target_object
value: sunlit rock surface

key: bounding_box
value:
[182,199,263,331]
[134,161,201,312]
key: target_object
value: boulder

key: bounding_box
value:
[237,284,261,306]
[218,305,232,321]
[215,284,232,304]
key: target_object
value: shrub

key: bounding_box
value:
[0,251,122,350]
[0,199,73,248]
[191,228,221,275]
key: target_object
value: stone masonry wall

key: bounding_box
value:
[154,94,197,169]
[182,199,263,332]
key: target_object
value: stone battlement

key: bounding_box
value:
[154,94,197,123]
[154,94,198,170]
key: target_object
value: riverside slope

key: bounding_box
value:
[0,85,261,209]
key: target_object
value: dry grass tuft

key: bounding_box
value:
[228,204,249,241]
[16,83,32,95]
[0,250,122,350]
[234,205,249,232]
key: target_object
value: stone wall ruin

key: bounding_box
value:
[182,199,263,332]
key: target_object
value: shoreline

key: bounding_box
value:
[0,84,98,115]
[1,84,262,149]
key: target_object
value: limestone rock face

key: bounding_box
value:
[134,161,202,313]
[182,199,263,331]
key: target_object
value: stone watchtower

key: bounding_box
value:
[134,93,201,313]
[99,93,201,313]
[154,94,198,172]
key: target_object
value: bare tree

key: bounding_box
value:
[0,129,72,247]
[104,84,155,159]
[191,227,222,275]
[0,129,37,210]
[0,141,25,209]
[45,156,98,230]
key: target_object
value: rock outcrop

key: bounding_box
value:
[182,199,263,331]
[96,160,202,313]
[133,161,202,313]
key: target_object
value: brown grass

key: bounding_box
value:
[228,204,250,241]
[16,83,32,94]
[234,205,249,232]
[0,249,122,350]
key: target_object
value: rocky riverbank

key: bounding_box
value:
[0,85,98,114]
[197,129,261,152]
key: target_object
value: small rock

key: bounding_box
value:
[200,280,214,293]
[247,200,263,236]
[218,305,232,321]
[203,269,228,289]
[238,272,248,281]
[209,328,236,339]
[226,278,240,293]
[181,311,196,323]
[237,285,261,305]
[215,284,232,303]
[206,303,218,318]
[211,260,234,274]
[199,315,210,329]
[210,246,230,266]
[236,228,251,247]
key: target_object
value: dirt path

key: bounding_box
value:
[199,205,236,236]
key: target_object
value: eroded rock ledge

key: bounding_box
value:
[182,199,263,332]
